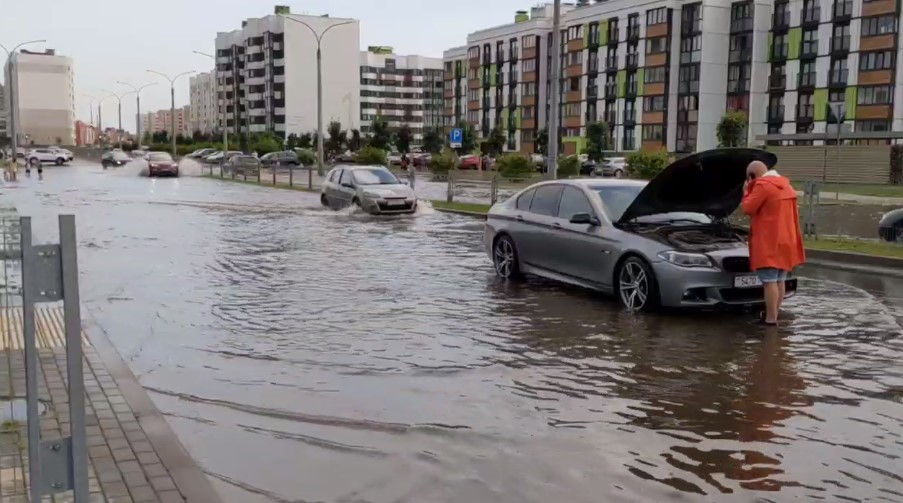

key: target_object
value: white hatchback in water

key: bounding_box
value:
[320,165,417,215]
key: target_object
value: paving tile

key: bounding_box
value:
[101,479,130,497]
[141,463,167,478]
[149,475,177,492]
[135,452,159,466]
[117,460,142,474]
[112,448,137,462]
[157,490,186,503]
[128,485,158,503]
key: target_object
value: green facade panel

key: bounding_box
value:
[636,68,645,96]
[490,64,498,86]
[617,70,626,98]
[814,89,828,121]
[767,33,773,62]
[600,20,609,47]
[788,27,801,60]
[845,86,857,120]
[584,23,590,48]
[563,136,587,155]
[515,108,522,129]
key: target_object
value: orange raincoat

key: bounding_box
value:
[741,172,806,272]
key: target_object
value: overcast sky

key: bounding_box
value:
[2,0,531,133]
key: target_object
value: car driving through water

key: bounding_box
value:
[321,165,417,215]
[484,148,798,311]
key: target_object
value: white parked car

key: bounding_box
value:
[27,148,70,166]
[49,146,74,161]
[598,157,627,178]
[387,151,403,166]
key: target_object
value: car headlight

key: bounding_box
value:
[363,191,382,199]
[657,250,713,268]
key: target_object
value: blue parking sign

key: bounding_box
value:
[449,128,463,149]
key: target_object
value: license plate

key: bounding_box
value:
[734,275,762,288]
[386,200,405,206]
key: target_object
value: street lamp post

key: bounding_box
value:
[193,51,227,155]
[281,16,354,176]
[1,39,46,161]
[117,81,156,147]
[547,0,562,180]
[147,70,195,158]
[98,94,116,144]
[101,89,135,149]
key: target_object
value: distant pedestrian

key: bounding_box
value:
[741,161,805,326]
[406,160,416,189]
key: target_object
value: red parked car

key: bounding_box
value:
[145,152,179,177]
[459,155,481,170]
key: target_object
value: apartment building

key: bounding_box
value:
[215,7,361,138]
[137,106,192,138]
[189,71,218,135]
[3,49,76,146]
[0,83,6,140]
[442,46,468,132]
[359,48,444,143]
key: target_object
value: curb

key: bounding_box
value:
[431,207,488,219]
[804,248,903,271]
[81,313,222,503]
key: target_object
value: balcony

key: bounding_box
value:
[627,26,640,40]
[623,109,636,124]
[798,71,817,88]
[830,36,850,54]
[829,69,849,87]
[482,98,491,108]
[623,138,636,151]
[680,51,701,64]
[678,80,700,93]
[730,17,753,32]
[800,42,818,59]
[796,104,815,120]
[681,20,701,35]
[677,109,698,122]
[605,55,618,70]
[767,105,785,122]
[626,53,639,68]
[727,79,750,93]
[605,112,618,124]
[773,11,790,30]
[772,43,789,61]
[833,1,853,19]
[625,82,638,97]
[729,48,751,62]
[587,86,598,99]
[604,83,618,99]
[801,5,821,24]
[608,28,620,44]
[769,74,787,89]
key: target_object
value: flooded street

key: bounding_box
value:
[3,161,903,502]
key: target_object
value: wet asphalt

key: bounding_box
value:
[2,160,902,503]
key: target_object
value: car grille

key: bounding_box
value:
[377,200,414,211]
[722,256,751,273]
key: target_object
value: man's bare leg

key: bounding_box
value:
[777,280,786,313]
[763,282,781,324]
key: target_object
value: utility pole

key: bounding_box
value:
[147,70,195,157]
[1,39,46,161]
[117,81,156,148]
[547,0,562,180]
[101,89,132,149]
[282,15,354,176]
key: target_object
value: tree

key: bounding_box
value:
[557,155,581,178]
[369,118,393,150]
[486,126,506,157]
[396,124,413,153]
[325,121,347,157]
[252,134,281,154]
[349,129,363,151]
[151,131,169,144]
[628,150,669,179]
[456,121,477,154]
[429,147,457,174]
[422,128,443,154]
[298,133,313,149]
[717,111,748,147]
[285,133,299,150]
[355,146,387,165]
[536,128,549,155]
[585,122,611,162]
[496,154,535,178]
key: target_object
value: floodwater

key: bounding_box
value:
[2,160,903,502]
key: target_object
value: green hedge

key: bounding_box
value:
[497,154,535,178]
[355,147,387,166]
[557,155,580,179]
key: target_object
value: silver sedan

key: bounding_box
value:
[321,165,418,215]
[484,148,798,311]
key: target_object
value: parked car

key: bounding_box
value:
[224,155,261,176]
[387,152,403,166]
[334,151,355,163]
[205,151,242,163]
[597,157,628,178]
[320,165,417,215]
[413,153,432,168]
[49,146,74,162]
[101,150,132,169]
[27,148,70,166]
[146,152,179,177]
[459,155,481,170]
[187,148,217,159]
[260,151,300,168]
[483,148,797,312]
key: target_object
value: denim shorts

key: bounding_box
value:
[756,268,789,283]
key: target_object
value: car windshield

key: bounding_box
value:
[148,153,172,161]
[352,168,399,185]
[592,184,710,223]
[112,152,130,161]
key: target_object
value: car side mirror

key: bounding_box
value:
[341,182,354,188]
[570,213,600,226]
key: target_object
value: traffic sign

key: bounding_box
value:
[449,128,463,149]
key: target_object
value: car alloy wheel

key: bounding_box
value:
[320,194,329,207]
[493,235,521,279]
[618,258,658,311]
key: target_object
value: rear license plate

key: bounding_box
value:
[387,200,405,206]
[734,275,762,288]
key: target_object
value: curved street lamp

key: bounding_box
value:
[117,81,157,147]
[101,89,135,149]
[1,39,46,159]
[281,16,354,175]
[147,69,195,157]
[98,94,118,144]
[193,51,227,154]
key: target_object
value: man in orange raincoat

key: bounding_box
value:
[741,161,805,325]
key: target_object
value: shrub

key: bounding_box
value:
[497,154,535,178]
[891,145,903,184]
[355,146,387,166]
[148,143,171,153]
[557,155,580,179]
[295,148,317,166]
[176,145,196,157]
[627,149,669,180]
[251,136,281,155]
[430,148,457,174]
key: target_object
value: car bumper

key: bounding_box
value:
[363,198,418,214]
[652,261,798,308]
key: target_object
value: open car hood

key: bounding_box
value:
[617,148,777,223]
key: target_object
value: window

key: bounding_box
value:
[523,35,536,48]
[523,59,536,72]
[644,66,666,83]
[678,94,698,111]
[567,24,583,42]
[569,77,581,91]
[860,51,895,71]
[564,103,581,117]
[647,7,667,25]
[681,35,701,54]
[516,189,535,211]
[624,127,636,150]
[557,186,594,220]
[642,124,664,141]
[338,169,352,185]
[523,82,536,96]
[643,96,665,112]
[327,169,339,183]
[862,15,897,36]
[802,29,818,55]
[858,120,890,132]
[523,106,536,119]
[568,51,583,66]
[646,37,668,54]
[530,185,564,216]
[732,2,752,20]
[588,22,600,44]
[858,85,893,105]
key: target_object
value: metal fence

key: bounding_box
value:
[202,162,321,191]
[0,212,89,501]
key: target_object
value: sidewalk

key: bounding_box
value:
[0,209,220,502]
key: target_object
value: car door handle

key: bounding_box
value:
[516,215,524,222]
[551,223,562,230]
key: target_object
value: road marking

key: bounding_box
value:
[0,307,91,350]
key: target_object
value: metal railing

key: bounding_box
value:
[203,161,318,190]
[445,170,500,205]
